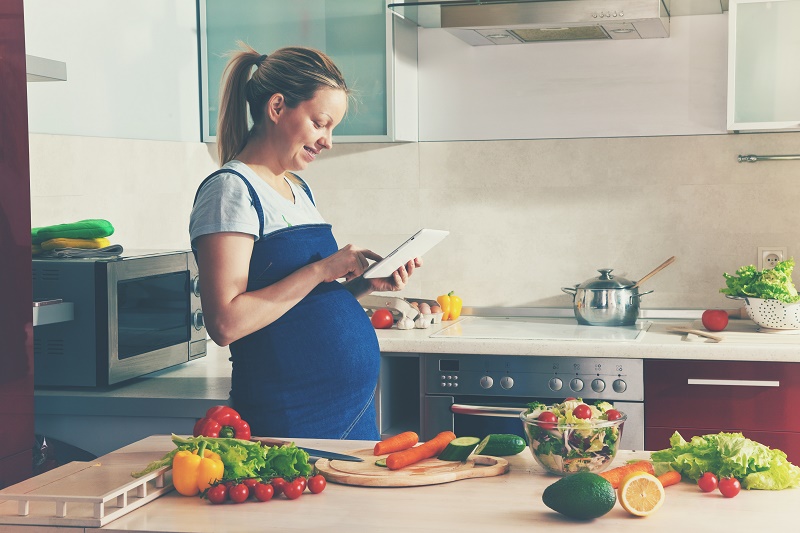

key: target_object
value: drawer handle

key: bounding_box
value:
[687,378,779,387]
[451,403,526,418]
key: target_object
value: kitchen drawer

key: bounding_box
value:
[0,449,31,489]
[645,360,800,432]
[646,426,800,464]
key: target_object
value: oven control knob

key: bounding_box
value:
[591,378,606,392]
[191,276,201,297]
[613,379,627,393]
[480,376,494,389]
[192,310,205,330]
[500,376,514,389]
[570,378,584,392]
[548,377,563,391]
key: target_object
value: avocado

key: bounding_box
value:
[541,472,616,520]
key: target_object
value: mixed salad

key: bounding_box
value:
[522,399,625,474]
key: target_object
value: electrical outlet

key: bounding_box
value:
[758,247,787,270]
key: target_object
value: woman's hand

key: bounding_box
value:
[368,257,423,292]
[319,244,382,282]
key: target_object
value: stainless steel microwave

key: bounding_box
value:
[32,250,206,387]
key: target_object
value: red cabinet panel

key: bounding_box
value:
[0,0,34,488]
[645,360,800,463]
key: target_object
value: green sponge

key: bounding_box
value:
[32,219,114,244]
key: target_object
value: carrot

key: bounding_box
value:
[374,431,419,456]
[598,461,656,489]
[657,470,682,488]
[385,431,457,470]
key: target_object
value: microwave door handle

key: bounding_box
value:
[451,403,526,418]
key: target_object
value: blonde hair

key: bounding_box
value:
[216,43,350,165]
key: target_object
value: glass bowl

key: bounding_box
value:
[520,409,626,476]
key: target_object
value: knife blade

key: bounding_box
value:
[252,437,364,462]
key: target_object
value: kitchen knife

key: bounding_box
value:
[252,437,364,462]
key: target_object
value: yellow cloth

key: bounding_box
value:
[32,244,43,256]
[40,237,112,251]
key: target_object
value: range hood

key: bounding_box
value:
[388,0,671,45]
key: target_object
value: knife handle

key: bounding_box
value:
[252,437,290,447]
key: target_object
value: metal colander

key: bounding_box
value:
[743,297,800,330]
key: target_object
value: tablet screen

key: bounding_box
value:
[363,229,449,279]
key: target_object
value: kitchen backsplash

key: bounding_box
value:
[29,131,800,310]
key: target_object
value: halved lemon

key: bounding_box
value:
[617,472,665,517]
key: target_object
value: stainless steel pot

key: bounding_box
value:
[562,269,653,326]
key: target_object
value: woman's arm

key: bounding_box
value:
[195,232,381,346]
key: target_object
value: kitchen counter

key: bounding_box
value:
[3,435,796,532]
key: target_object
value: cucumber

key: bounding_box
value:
[375,458,387,467]
[474,434,526,456]
[437,436,481,461]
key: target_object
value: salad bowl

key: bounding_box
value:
[730,296,800,330]
[520,400,625,476]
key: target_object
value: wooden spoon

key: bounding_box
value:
[667,326,723,343]
[632,256,676,289]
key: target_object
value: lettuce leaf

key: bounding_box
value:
[720,258,800,303]
[649,431,800,490]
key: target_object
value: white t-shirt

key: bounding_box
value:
[189,160,326,246]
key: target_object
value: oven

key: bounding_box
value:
[420,354,645,450]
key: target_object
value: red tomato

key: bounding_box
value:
[605,409,623,421]
[283,478,305,500]
[206,484,228,504]
[242,478,259,490]
[253,482,274,502]
[572,404,592,419]
[698,472,719,493]
[296,477,307,492]
[308,474,327,494]
[718,477,741,498]
[271,477,288,496]
[371,309,394,329]
[564,397,577,401]
[228,483,249,504]
[702,309,729,332]
[537,411,558,430]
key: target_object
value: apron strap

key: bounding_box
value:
[193,168,265,237]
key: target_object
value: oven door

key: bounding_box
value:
[423,395,645,451]
[106,253,193,384]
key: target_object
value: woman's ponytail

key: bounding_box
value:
[216,43,261,165]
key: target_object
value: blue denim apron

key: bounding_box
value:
[194,170,380,439]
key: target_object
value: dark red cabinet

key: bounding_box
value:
[645,359,800,463]
[0,0,35,488]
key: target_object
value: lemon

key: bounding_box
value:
[617,472,665,517]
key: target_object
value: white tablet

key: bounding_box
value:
[363,229,449,279]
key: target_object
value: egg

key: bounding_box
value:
[419,302,431,315]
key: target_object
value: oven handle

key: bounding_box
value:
[451,403,526,418]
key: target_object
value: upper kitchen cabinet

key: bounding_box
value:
[201,0,418,143]
[727,0,800,132]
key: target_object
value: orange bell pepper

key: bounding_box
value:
[172,441,224,496]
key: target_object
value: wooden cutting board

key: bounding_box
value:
[315,448,509,487]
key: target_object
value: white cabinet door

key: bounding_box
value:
[200,0,417,143]
[728,0,800,131]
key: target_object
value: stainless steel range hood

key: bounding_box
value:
[388,0,671,45]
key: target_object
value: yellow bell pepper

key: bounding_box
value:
[437,291,463,321]
[172,441,224,496]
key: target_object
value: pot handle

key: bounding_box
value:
[561,286,577,296]
[633,290,655,299]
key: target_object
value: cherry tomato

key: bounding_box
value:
[308,474,327,494]
[702,309,729,332]
[572,403,592,419]
[271,477,288,496]
[295,477,307,492]
[718,477,741,498]
[698,471,719,493]
[283,478,305,500]
[537,411,558,431]
[371,309,394,329]
[242,478,259,490]
[253,482,275,502]
[206,484,228,504]
[564,397,577,401]
[228,483,249,504]
[605,409,623,421]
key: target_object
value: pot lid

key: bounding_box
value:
[577,269,635,290]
